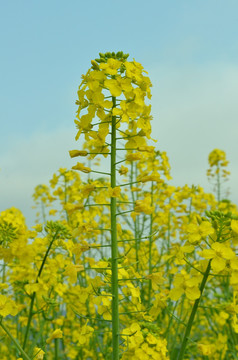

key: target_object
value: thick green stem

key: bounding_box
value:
[0,320,32,360]
[176,260,211,360]
[111,96,119,360]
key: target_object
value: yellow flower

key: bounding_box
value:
[208,149,226,167]
[99,58,121,75]
[81,184,96,196]
[76,320,94,345]
[187,220,214,244]
[198,343,213,356]
[69,150,88,157]
[64,264,84,284]
[49,209,57,216]
[104,79,122,97]
[126,153,143,161]
[33,347,45,360]
[134,195,154,215]
[0,295,19,317]
[32,224,43,232]
[137,145,155,153]
[169,270,201,301]
[140,173,162,183]
[72,162,91,173]
[46,329,63,344]
[108,186,121,198]
[200,242,236,272]
[146,272,165,290]
[231,219,238,234]
[118,165,128,175]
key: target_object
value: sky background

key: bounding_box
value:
[1,0,238,226]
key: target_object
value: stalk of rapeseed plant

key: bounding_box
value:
[70,51,154,359]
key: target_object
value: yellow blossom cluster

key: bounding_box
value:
[0,52,238,360]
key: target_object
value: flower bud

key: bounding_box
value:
[69,150,88,158]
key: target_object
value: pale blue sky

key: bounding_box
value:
[1,0,238,225]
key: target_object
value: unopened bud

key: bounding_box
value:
[91,60,100,70]
[69,150,88,158]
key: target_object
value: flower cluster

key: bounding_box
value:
[0,53,237,360]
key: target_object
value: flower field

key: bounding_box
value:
[1,52,238,360]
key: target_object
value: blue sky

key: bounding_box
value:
[1,0,238,225]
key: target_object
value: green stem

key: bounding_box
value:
[54,338,59,360]
[176,260,211,360]
[217,163,221,203]
[0,320,32,360]
[111,96,119,360]
[148,181,154,306]
[23,230,59,350]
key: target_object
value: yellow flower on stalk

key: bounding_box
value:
[76,320,94,345]
[81,184,96,196]
[118,165,128,175]
[33,347,45,360]
[64,264,84,284]
[198,343,213,356]
[104,78,122,97]
[0,295,19,317]
[187,220,214,244]
[99,58,121,75]
[125,60,147,83]
[146,272,165,290]
[72,162,91,173]
[134,195,154,215]
[32,224,43,232]
[113,100,130,123]
[121,323,144,348]
[231,219,238,234]
[137,145,155,153]
[108,186,121,198]
[169,270,201,301]
[208,149,227,167]
[199,242,236,272]
[69,150,88,158]
[140,173,162,183]
[126,153,143,161]
[46,329,63,344]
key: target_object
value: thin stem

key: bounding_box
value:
[0,320,32,360]
[176,260,211,360]
[23,230,59,350]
